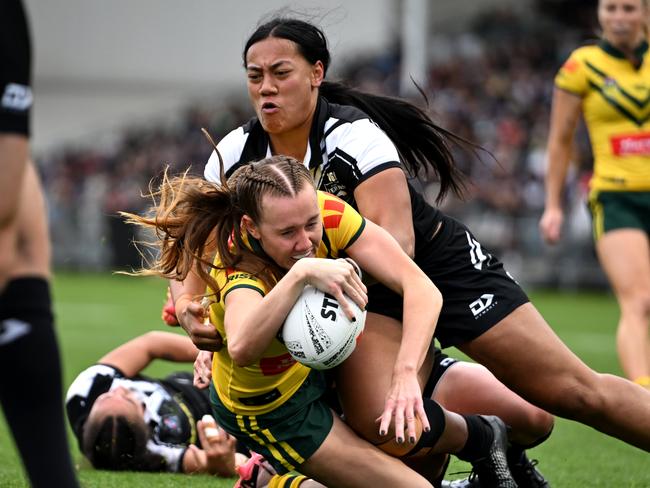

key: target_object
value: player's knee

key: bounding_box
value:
[546,375,607,421]
[519,408,555,445]
[619,292,650,321]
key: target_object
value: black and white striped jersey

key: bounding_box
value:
[204,96,442,241]
[205,97,401,208]
[65,365,209,472]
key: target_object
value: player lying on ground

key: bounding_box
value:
[66,330,245,476]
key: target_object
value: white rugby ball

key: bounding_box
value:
[282,286,366,370]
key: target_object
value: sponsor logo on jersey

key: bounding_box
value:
[469,293,497,318]
[611,132,650,156]
[259,352,296,376]
[1,83,33,112]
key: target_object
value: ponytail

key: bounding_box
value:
[120,168,240,298]
[122,154,316,300]
[320,80,470,203]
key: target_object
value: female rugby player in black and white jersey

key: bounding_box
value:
[168,15,650,486]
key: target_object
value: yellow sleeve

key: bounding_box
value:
[319,191,366,253]
[218,269,266,307]
[554,49,588,97]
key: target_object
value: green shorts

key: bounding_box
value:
[588,190,650,241]
[210,369,334,474]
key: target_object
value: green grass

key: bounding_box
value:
[1,273,648,486]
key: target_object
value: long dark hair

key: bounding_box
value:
[121,154,315,299]
[82,414,163,471]
[244,17,469,203]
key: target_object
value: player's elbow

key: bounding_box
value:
[227,340,256,367]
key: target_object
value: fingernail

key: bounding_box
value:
[397,437,404,444]
[379,430,386,436]
[409,436,416,444]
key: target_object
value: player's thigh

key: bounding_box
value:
[11,161,50,278]
[335,312,433,440]
[0,135,28,225]
[301,415,430,488]
[458,303,600,412]
[596,229,650,307]
[433,361,553,439]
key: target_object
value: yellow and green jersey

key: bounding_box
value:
[555,40,650,191]
[208,191,365,415]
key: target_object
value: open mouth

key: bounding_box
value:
[291,250,313,260]
[262,102,278,112]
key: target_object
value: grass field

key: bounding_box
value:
[1,272,648,487]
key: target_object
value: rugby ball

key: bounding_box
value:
[282,286,366,370]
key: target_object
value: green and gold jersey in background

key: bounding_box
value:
[555,40,650,191]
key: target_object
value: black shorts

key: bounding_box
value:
[423,349,459,398]
[367,213,529,348]
[0,0,32,136]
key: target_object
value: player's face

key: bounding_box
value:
[93,386,145,421]
[245,37,324,137]
[245,186,322,270]
[598,0,648,48]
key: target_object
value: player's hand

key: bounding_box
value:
[161,287,179,326]
[378,368,429,445]
[296,258,367,320]
[176,295,223,352]
[539,206,564,244]
[195,415,237,477]
[194,350,213,389]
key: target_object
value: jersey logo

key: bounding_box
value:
[259,352,296,376]
[586,61,650,126]
[469,294,496,318]
[0,318,31,346]
[1,83,33,112]
[561,58,579,73]
[323,196,345,229]
[466,231,489,270]
[322,170,348,198]
[610,132,650,155]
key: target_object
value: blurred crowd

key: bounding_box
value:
[36,7,605,287]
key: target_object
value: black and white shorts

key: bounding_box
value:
[422,348,459,398]
[367,213,529,348]
[0,0,32,136]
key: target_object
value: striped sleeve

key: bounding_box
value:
[204,127,249,184]
[320,192,366,252]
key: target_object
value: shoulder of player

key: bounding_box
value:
[323,105,384,140]
[205,122,255,181]
[569,43,608,65]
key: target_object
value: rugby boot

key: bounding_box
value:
[470,415,518,488]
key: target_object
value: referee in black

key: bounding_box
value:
[0,1,79,486]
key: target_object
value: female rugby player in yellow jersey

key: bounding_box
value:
[124,156,519,487]
[540,0,650,388]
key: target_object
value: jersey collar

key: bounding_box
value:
[306,96,329,170]
[598,39,649,67]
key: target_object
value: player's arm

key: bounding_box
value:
[224,258,366,366]
[540,87,582,244]
[170,271,223,351]
[346,219,441,441]
[98,331,199,377]
[354,167,415,258]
